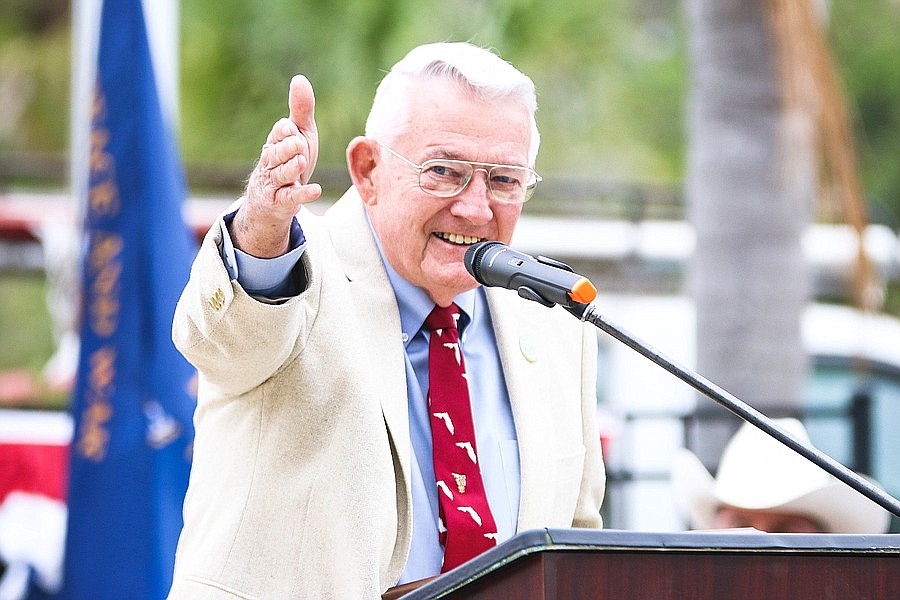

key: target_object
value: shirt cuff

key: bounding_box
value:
[219,210,307,297]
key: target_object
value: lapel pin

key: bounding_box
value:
[519,336,539,362]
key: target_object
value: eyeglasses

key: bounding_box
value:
[379,144,542,204]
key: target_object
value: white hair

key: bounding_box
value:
[364,42,541,165]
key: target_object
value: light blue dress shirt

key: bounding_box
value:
[219,211,521,583]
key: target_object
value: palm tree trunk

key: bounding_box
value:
[684,0,813,467]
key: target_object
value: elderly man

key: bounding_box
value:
[168,42,605,599]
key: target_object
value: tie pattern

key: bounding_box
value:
[425,304,498,572]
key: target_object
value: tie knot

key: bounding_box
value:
[424,303,460,333]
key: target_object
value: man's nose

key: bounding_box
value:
[451,169,494,223]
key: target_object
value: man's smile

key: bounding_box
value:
[434,232,485,245]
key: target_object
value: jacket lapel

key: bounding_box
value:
[485,287,557,530]
[321,189,412,498]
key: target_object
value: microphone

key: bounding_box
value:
[464,241,597,308]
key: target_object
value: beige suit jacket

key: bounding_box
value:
[168,188,605,600]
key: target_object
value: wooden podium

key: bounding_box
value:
[390,528,900,599]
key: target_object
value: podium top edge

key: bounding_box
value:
[401,528,900,599]
[541,528,900,552]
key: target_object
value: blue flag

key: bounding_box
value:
[60,0,196,598]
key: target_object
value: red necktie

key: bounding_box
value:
[424,303,498,572]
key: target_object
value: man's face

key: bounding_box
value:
[712,506,825,533]
[365,78,532,306]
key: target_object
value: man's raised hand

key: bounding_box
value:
[235,75,322,257]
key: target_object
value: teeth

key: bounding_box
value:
[439,232,483,245]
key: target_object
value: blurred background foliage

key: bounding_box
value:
[0,0,691,197]
[828,0,900,227]
[2,0,899,227]
[177,0,688,192]
[1,1,900,382]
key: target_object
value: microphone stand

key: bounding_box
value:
[562,299,900,521]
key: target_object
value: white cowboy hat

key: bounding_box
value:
[670,418,891,534]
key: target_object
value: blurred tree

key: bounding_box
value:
[684,0,812,465]
[177,0,686,192]
[0,0,897,222]
[828,0,900,228]
[684,0,887,464]
[180,0,897,223]
[0,0,69,154]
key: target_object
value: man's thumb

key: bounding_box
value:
[288,74,316,133]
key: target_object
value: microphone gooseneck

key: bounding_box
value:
[463,241,900,521]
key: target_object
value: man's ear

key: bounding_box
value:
[346,137,379,205]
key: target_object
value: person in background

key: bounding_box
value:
[168,42,605,599]
[670,418,890,534]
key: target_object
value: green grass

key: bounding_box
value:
[0,273,55,370]
[886,281,900,318]
[0,272,67,408]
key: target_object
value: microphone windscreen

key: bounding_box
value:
[463,241,503,282]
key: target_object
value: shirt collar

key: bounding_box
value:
[364,211,481,345]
